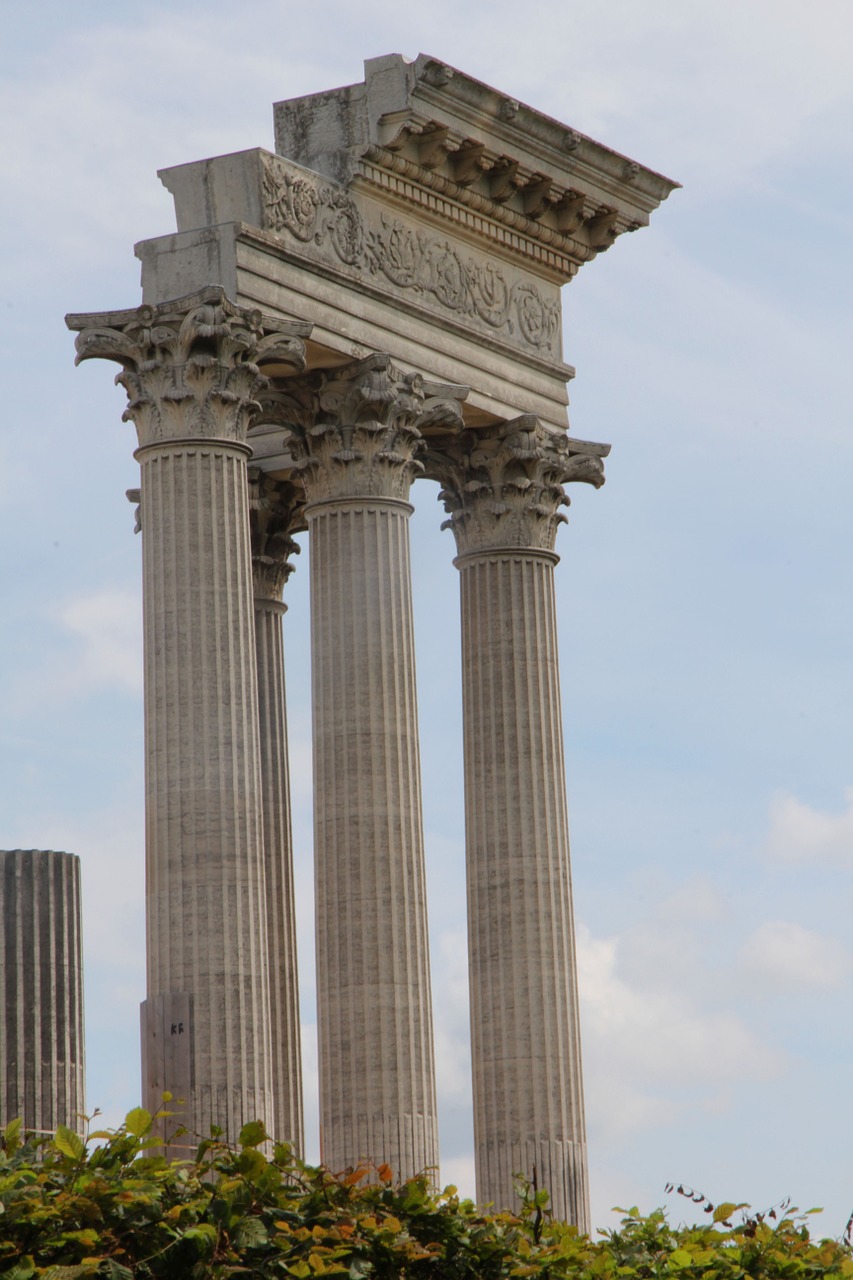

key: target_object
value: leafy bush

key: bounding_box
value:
[1,1110,850,1279]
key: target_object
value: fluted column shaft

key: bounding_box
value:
[289,355,465,1179]
[435,417,609,1228]
[0,850,85,1135]
[138,437,272,1136]
[459,549,588,1226]
[310,493,435,1177]
[68,289,309,1142]
[250,472,304,1152]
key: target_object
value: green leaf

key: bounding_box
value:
[103,1262,134,1280]
[239,1120,268,1148]
[54,1125,85,1161]
[124,1107,152,1137]
[712,1202,739,1223]
[40,1267,96,1279]
[2,1119,22,1157]
[669,1249,693,1268]
[183,1223,217,1256]
[236,1216,268,1249]
[2,1259,35,1280]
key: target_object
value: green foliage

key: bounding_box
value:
[0,1112,850,1279]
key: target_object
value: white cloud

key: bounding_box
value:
[0,439,27,507]
[300,1021,320,1164]
[577,920,779,1137]
[439,1153,476,1200]
[741,920,850,990]
[29,805,146,973]
[56,588,143,699]
[764,789,853,865]
[432,927,472,1106]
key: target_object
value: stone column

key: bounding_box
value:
[68,288,308,1143]
[249,469,304,1152]
[286,355,465,1180]
[433,417,609,1229]
[0,850,85,1135]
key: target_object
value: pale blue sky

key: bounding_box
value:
[1,0,851,1235]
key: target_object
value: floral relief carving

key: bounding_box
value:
[261,158,560,356]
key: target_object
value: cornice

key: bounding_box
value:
[273,53,680,280]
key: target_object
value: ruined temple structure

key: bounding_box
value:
[0,850,86,1136]
[67,55,677,1229]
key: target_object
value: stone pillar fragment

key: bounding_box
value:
[249,469,304,1152]
[433,417,609,1229]
[68,288,309,1143]
[286,355,465,1180]
[0,850,85,1135]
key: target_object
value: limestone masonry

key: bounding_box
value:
[66,54,677,1228]
[0,850,85,1136]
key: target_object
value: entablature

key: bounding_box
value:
[273,53,679,281]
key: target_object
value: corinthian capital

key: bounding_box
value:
[281,354,467,504]
[248,469,305,602]
[430,415,610,556]
[66,287,310,450]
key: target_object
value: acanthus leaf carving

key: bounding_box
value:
[248,468,304,602]
[428,415,610,556]
[280,354,467,505]
[70,288,308,451]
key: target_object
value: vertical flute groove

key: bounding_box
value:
[459,553,588,1228]
[310,499,437,1180]
[251,470,305,1153]
[140,444,273,1140]
[0,850,85,1135]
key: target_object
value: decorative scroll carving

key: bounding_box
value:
[126,487,141,534]
[248,469,304,602]
[429,415,610,556]
[260,159,561,356]
[278,354,467,504]
[69,287,308,450]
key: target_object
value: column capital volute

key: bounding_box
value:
[269,354,468,504]
[248,468,305,603]
[427,414,611,557]
[66,287,311,451]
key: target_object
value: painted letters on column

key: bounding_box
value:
[68,288,309,1143]
[431,416,609,1230]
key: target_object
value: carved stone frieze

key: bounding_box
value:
[248,469,304,602]
[67,287,309,450]
[429,415,610,556]
[277,354,467,505]
[260,157,561,357]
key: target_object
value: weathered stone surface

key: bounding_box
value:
[69,57,677,1224]
[67,289,310,1144]
[0,850,85,1135]
[430,419,610,1230]
[249,470,305,1152]
[141,56,676,438]
[294,356,465,1180]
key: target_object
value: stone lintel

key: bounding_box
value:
[273,53,679,267]
[135,215,575,439]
